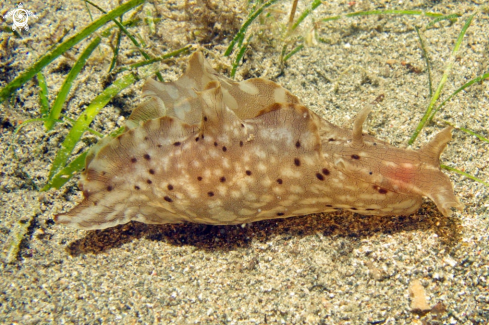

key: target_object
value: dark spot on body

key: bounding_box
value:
[329,138,335,141]
[144,154,151,160]
[157,144,162,148]
[351,154,360,160]
[220,176,226,182]
[167,184,174,190]
[316,173,324,181]
[373,185,385,194]
[173,141,181,146]
[107,186,113,191]
[369,171,373,175]
[131,158,137,163]
[295,140,301,148]
[222,146,227,152]
[214,142,218,147]
[325,205,333,207]
[373,143,377,146]
[149,169,155,174]
[239,141,243,147]
[204,116,208,121]
[351,207,357,210]
[241,123,245,128]
[134,186,140,190]
[246,170,252,176]
[322,168,330,175]
[366,208,375,211]
[276,178,283,184]
[197,176,203,181]
[195,137,199,142]
[164,196,173,202]
[144,137,149,141]
[294,158,301,166]
[147,179,152,184]
[277,212,284,216]
[208,191,214,197]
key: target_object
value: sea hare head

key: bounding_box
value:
[328,108,463,216]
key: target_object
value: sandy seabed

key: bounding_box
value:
[1,0,488,323]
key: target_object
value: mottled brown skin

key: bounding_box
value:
[56,52,462,230]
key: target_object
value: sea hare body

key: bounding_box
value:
[56,52,462,230]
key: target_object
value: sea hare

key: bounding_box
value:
[56,52,462,230]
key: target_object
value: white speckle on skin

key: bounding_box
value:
[272,186,285,195]
[289,185,305,194]
[252,147,267,159]
[359,193,378,200]
[212,169,223,177]
[280,167,302,178]
[239,82,260,95]
[241,152,251,163]
[208,149,220,158]
[216,212,238,223]
[382,161,398,168]
[165,85,180,99]
[245,192,257,201]
[257,162,267,173]
[239,182,251,195]
[176,162,185,170]
[261,177,272,187]
[217,134,230,145]
[337,195,354,202]
[238,208,256,216]
[217,185,228,196]
[221,88,238,110]
[175,104,187,120]
[279,195,299,207]
[259,194,274,204]
[232,128,241,137]
[207,199,223,209]
[301,197,333,205]
[341,185,358,192]
[302,156,315,166]
[273,87,287,102]
[231,190,241,199]
[259,127,293,144]
[221,158,231,169]
[247,201,268,209]
[203,169,212,179]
